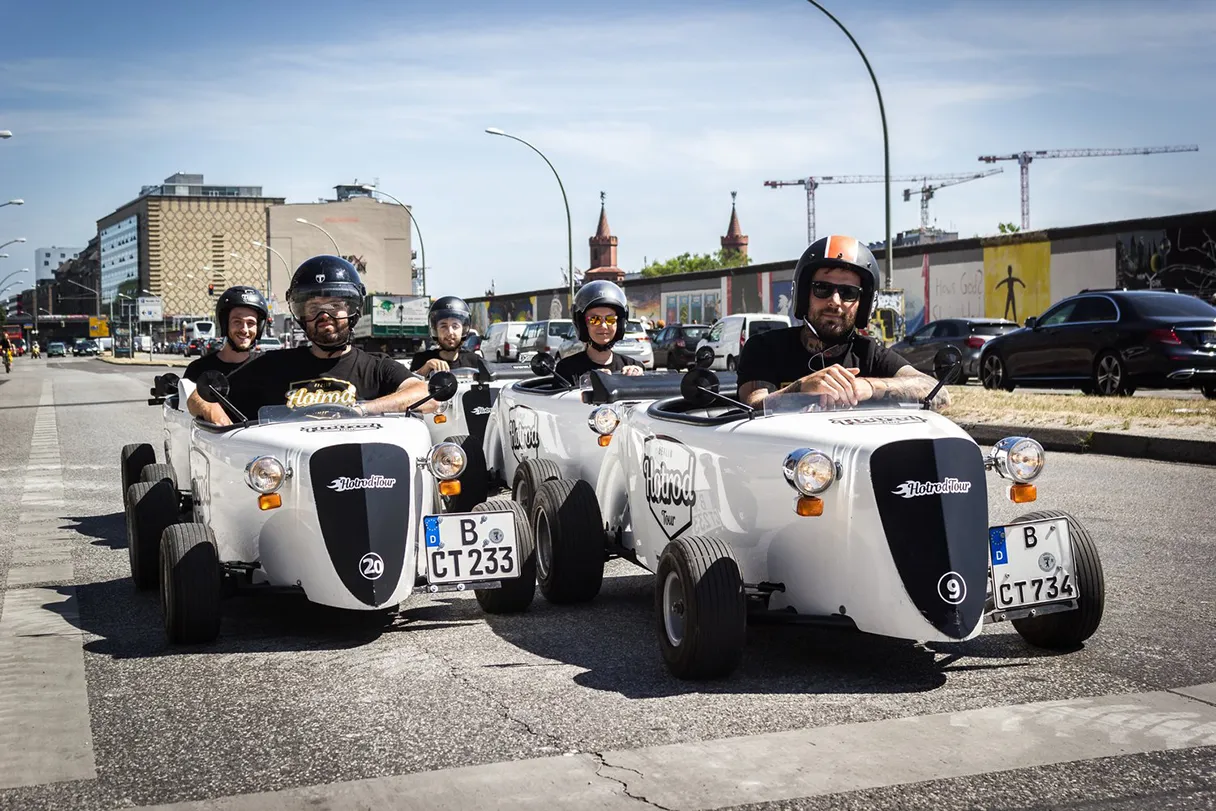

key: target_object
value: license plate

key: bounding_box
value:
[422,511,520,584]
[1201,331,1216,347]
[988,518,1077,610]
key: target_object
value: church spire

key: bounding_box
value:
[586,191,624,284]
[721,191,749,258]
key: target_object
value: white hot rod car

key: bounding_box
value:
[121,370,536,644]
[509,350,1105,679]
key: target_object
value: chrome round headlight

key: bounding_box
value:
[783,448,836,496]
[990,436,1045,483]
[587,405,620,436]
[245,456,286,494]
[428,442,467,480]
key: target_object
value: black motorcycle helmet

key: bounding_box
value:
[216,286,269,343]
[791,234,881,331]
[428,295,472,340]
[573,280,628,349]
[286,255,367,350]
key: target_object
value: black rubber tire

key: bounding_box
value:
[1010,510,1105,649]
[1203,384,1216,401]
[496,350,504,363]
[160,522,222,644]
[654,536,746,680]
[472,499,537,614]
[726,355,736,372]
[126,480,179,591]
[121,443,156,504]
[512,458,562,517]
[140,462,177,490]
[980,353,1014,392]
[442,434,489,513]
[532,479,605,604]
[1093,351,1134,397]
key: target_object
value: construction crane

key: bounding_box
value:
[903,169,1003,235]
[978,145,1199,231]
[764,172,1006,245]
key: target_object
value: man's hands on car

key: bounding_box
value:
[781,364,876,408]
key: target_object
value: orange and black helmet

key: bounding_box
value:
[791,235,881,327]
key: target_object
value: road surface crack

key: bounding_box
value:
[434,653,566,750]
[591,751,676,811]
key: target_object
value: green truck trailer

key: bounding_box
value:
[351,294,431,356]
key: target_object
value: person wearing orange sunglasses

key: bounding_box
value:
[555,280,644,383]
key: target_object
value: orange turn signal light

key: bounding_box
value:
[433,414,447,424]
[598,435,612,447]
[438,480,461,497]
[1009,483,1037,503]
[258,493,282,511]
[795,496,824,517]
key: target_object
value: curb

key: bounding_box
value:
[96,356,190,368]
[960,422,1216,468]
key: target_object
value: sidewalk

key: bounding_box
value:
[96,355,190,368]
[960,419,1216,467]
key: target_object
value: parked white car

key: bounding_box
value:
[483,321,531,363]
[696,313,790,371]
[557,320,654,370]
[124,371,536,644]
[517,319,575,364]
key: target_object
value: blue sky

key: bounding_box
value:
[1,0,1214,299]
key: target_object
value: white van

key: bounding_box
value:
[516,319,575,363]
[187,320,216,343]
[696,313,791,371]
[483,321,531,362]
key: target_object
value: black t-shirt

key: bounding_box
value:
[227,346,412,418]
[183,351,252,383]
[409,348,483,373]
[736,326,909,389]
[554,351,642,384]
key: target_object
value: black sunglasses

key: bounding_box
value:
[810,281,863,302]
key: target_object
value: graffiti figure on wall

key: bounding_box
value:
[1115,227,1216,302]
[995,265,1026,322]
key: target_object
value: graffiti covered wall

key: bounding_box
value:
[1115,224,1216,299]
[628,283,661,323]
[534,292,570,320]
[983,241,1052,323]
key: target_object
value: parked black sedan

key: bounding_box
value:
[652,323,710,370]
[979,290,1216,397]
[891,317,1018,384]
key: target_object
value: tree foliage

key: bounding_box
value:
[640,249,751,278]
[997,222,1021,234]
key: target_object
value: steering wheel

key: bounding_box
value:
[291,403,364,420]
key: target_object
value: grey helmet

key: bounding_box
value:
[573,280,628,349]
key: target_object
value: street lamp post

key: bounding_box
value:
[0,268,28,290]
[0,200,23,209]
[485,127,575,309]
[0,237,27,252]
[296,218,340,255]
[61,278,101,316]
[360,185,426,297]
[804,0,893,288]
[252,241,291,335]
[0,131,12,139]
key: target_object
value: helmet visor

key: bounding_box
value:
[290,287,363,324]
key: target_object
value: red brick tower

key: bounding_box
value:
[721,191,749,259]
[585,191,624,285]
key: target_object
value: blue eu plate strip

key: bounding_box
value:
[989,527,1008,566]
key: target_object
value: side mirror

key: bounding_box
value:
[1024,316,1038,330]
[197,370,229,404]
[150,372,180,398]
[428,371,459,403]
[932,346,964,385]
[681,367,720,407]
[694,346,715,369]
[530,351,557,377]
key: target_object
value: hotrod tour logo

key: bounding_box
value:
[328,475,397,492]
[508,405,540,462]
[891,478,972,498]
[286,377,358,409]
[643,437,696,540]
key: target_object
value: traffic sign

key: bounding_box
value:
[137,297,163,322]
[89,316,110,338]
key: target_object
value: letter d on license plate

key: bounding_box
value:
[424,511,520,585]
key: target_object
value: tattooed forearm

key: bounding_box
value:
[868,368,951,407]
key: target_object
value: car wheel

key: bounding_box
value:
[121,443,156,505]
[1009,510,1105,649]
[726,355,736,372]
[440,434,488,513]
[980,354,1013,392]
[655,536,746,680]
[472,499,537,614]
[511,458,562,517]
[532,479,605,604]
[140,462,177,491]
[160,522,222,644]
[1093,352,1133,396]
[1203,384,1216,400]
[126,480,179,591]
[496,351,504,363]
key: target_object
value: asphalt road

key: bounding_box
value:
[1,355,1214,810]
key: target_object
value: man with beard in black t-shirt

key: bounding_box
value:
[737,235,945,409]
[216,256,437,425]
[184,286,268,423]
[410,296,483,375]
[554,280,642,385]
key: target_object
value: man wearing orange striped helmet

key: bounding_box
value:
[737,235,946,409]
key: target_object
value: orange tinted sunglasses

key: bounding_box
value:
[586,314,619,326]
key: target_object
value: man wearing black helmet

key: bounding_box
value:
[554,280,643,382]
[410,295,482,375]
[184,286,268,423]
[216,256,435,425]
[737,235,946,409]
